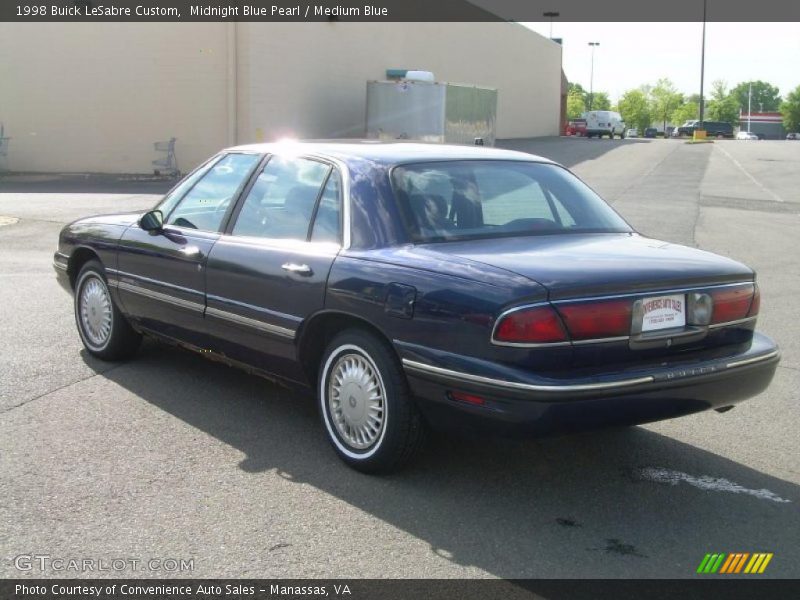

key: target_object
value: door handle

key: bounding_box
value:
[179,245,203,258]
[281,262,313,276]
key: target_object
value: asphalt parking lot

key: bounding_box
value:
[1,138,798,579]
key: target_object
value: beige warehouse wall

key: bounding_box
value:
[0,22,560,173]
[238,22,561,144]
[0,23,230,173]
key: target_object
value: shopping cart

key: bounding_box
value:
[152,137,179,177]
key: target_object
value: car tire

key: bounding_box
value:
[74,260,141,361]
[621,130,626,139]
[318,329,427,474]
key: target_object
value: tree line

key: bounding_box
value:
[567,79,800,133]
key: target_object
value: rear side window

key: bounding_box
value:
[310,171,342,243]
[231,156,331,241]
[392,160,630,243]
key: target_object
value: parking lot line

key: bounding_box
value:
[714,144,785,203]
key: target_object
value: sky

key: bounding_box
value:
[522,22,800,104]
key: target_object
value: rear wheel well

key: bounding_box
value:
[68,247,100,289]
[297,312,397,385]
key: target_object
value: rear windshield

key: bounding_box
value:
[391,160,632,243]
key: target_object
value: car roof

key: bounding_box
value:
[225,140,556,167]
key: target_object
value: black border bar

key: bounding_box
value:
[3,579,800,600]
[2,0,800,22]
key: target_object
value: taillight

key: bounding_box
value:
[556,299,632,340]
[493,305,568,344]
[710,284,756,324]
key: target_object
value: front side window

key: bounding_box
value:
[166,153,260,232]
[392,160,631,243]
[231,156,331,240]
[155,155,220,218]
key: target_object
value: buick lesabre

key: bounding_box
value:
[54,142,780,472]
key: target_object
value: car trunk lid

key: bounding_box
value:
[419,233,753,300]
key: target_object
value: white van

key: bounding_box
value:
[584,110,626,139]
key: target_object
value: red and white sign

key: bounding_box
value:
[641,294,686,332]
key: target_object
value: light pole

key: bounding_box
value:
[588,42,600,110]
[748,82,752,132]
[543,11,560,39]
[699,0,707,126]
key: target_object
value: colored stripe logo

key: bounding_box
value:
[697,553,773,574]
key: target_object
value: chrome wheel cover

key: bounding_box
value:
[327,352,385,450]
[79,275,112,348]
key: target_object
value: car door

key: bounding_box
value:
[203,154,343,382]
[114,152,262,344]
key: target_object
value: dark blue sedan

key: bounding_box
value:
[54,141,780,472]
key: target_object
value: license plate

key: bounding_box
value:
[641,294,686,332]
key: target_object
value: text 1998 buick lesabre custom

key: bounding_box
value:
[54,142,780,472]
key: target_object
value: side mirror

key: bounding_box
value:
[139,209,164,232]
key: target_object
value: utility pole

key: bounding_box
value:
[543,11,559,39]
[588,42,600,110]
[748,82,752,132]
[699,0,707,126]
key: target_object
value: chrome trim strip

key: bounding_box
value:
[572,335,631,346]
[493,340,573,349]
[709,316,758,329]
[52,261,68,271]
[112,269,204,297]
[206,294,302,324]
[55,251,70,260]
[117,281,204,314]
[726,350,780,370]
[401,359,654,393]
[205,306,296,340]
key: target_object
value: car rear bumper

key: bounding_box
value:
[400,333,780,436]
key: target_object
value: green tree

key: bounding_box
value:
[617,89,651,132]
[568,82,587,98]
[781,85,800,132]
[589,91,611,111]
[671,101,699,126]
[705,80,740,124]
[649,78,683,132]
[730,80,781,113]
[567,89,586,120]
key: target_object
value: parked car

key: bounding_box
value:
[625,128,639,138]
[674,120,734,139]
[584,110,626,139]
[565,119,587,137]
[54,142,780,473]
[672,120,698,137]
[736,131,759,141]
[787,133,799,140]
[644,128,658,138]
